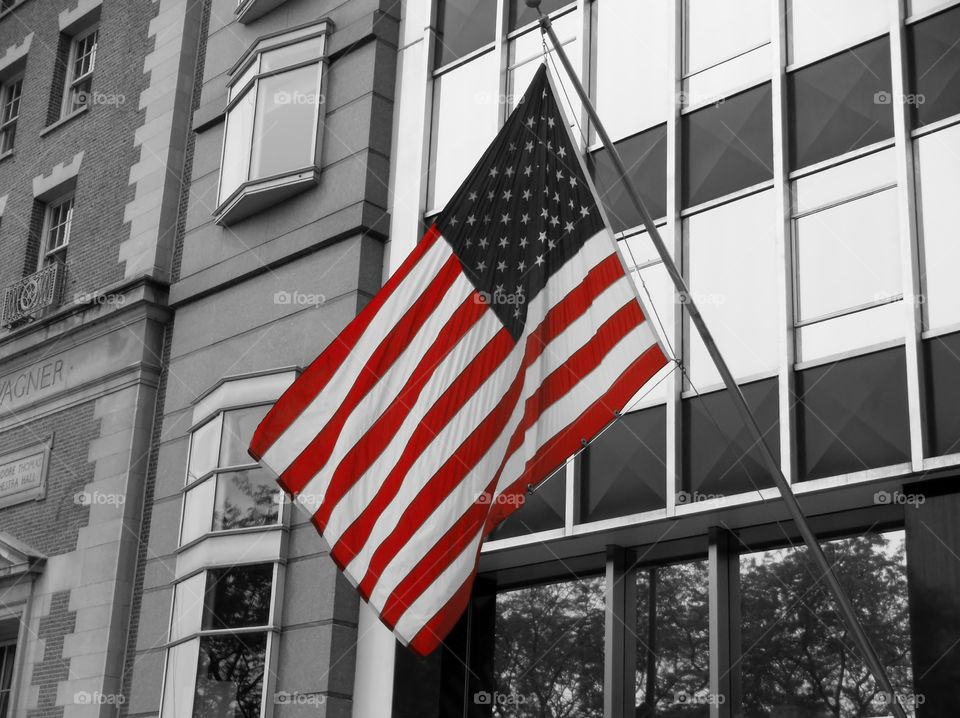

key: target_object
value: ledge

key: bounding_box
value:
[39,105,88,138]
[214,168,319,226]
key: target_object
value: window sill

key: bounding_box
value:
[235,0,288,24]
[214,168,319,226]
[39,105,88,138]
[0,149,12,164]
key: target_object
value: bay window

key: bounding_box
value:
[216,21,331,225]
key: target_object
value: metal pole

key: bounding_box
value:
[531,6,907,717]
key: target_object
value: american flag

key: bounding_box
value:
[249,64,668,655]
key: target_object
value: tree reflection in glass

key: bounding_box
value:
[212,468,280,531]
[494,576,605,717]
[193,633,266,718]
[202,564,273,631]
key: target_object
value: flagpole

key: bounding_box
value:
[530,4,907,716]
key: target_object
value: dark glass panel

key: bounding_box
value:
[682,378,779,498]
[193,633,267,718]
[682,83,773,207]
[788,36,894,170]
[212,468,280,531]
[923,331,960,457]
[580,405,667,523]
[908,4,960,128]
[635,561,710,714]
[202,564,273,631]
[588,123,668,230]
[494,577,604,716]
[435,0,497,67]
[510,0,574,31]
[487,465,565,540]
[796,347,910,481]
[740,532,912,717]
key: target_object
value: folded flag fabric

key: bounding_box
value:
[249,63,668,656]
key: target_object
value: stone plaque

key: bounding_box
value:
[0,440,50,509]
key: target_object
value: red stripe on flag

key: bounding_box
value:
[312,294,490,529]
[277,253,463,496]
[249,225,442,462]
[407,567,478,657]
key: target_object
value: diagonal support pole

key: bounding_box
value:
[530,5,908,717]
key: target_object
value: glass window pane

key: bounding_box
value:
[682,83,773,208]
[797,301,904,363]
[581,405,667,523]
[250,64,319,180]
[494,577,604,716]
[436,0,497,66]
[635,561,710,713]
[595,0,670,139]
[212,468,280,532]
[203,564,273,631]
[509,0,573,32]
[908,5,960,128]
[229,61,257,102]
[686,190,779,387]
[684,44,771,107]
[220,405,270,468]
[260,37,323,72]
[788,0,889,66]
[487,465,565,540]
[161,638,199,718]
[685,0,771,75]
[193,634,266,718]
[619,228,664,269]
[796,347,910,480]
[171,573,206,642]
[589,124,668,230]
[509,13,581,126]
[924,331,960,457]
[181,477,216,545]
[788,37,894,170]
[795,188,901,322]
[428,51,499,211]
[916,121,960,331]
[793,147,896,214]
[740,532,913,717]
[509,49,581,131]
[682,378,779,499]
[219,87,255,201]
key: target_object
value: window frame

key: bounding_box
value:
[0,75,22,155]
[39,192,74,268]
[61,25,98,118]
[0,640,15,718]
[215,20,331,226]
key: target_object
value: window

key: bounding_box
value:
[62,27,97,116]
[792,149,903,362]
[924,332,960,457]
[40,195,73,266]
[796,347,910,481]
[217,21,330,225]
[908,5,960,129]
[740,531,912,716]
[435,0,496,67]
[682,83,773,208]
[0,0,15,11]
[182,404,278,546]
[787,0,889,67]
[487,465,565,540]
[0,77,21,154]
[915,123,960,332]
[0,641,14,718]
[788,37,894,170]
